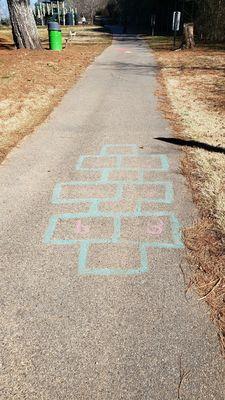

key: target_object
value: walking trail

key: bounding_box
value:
[1,33,225,399]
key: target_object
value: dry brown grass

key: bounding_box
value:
[147,36,225,354]
[0,26,111,163]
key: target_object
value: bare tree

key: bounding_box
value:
[7,0,42,49]
[74,0,107,21]
[195,0,225,42]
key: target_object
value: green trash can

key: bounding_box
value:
[48,22,62,51]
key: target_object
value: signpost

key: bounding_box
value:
[172,11,181,48]
[151,15,156,36]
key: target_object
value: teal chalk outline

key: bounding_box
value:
[100,169,111,183]
[78,242,148,276]
[120,154,169,172]
[44,213,115,245]
[76,155,118,171]
[51,181,173,205]
[139,181,174,204]
[125,181,174,204]
[44,144,183,276]
[75,154,169,172]
[44,211,183,248]
[118,211,184,249]
[52,181,123,205]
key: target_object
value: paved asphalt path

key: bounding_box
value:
[1,34,225,399]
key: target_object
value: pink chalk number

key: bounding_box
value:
[147,220,164,236]
[75,220,89,234]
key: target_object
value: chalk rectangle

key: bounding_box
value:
[44,214,115,245]
[121,155,169,171]
[107,169,140,182]
[122,181,173,204]
[76,155,118,170]
[99,199,137,214]
[78,242,148,276]
[121,215,169,242]
[52,182,122,204]
[120,213,183,248]
[71,170,102,182]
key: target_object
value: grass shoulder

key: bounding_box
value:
[0,25,112,163]
[147,35,225,356]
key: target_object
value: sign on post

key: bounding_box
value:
[172,11,181,32]
[151,15,156,36]
[172,11,181,48]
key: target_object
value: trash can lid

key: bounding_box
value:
[48,21,61,31]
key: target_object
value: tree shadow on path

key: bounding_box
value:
[154,137,225,155]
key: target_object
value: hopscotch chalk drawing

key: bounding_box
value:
[44,144,183,276]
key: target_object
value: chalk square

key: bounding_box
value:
[71,170,102,182]
[120,212,183,249]
[76,155,118,170]
[51,181,122,204]
[123,181,174,204]
[121,154,169,171]
[44,214,115,245]
[78,242,148,276]
[107,169,140,182]
[98,199,137,214]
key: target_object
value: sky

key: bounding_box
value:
[0,0,9,17]
[0,0,36,18]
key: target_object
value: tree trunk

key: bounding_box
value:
[184,23,195,49]
[7,0,42,49]
[198,0,225,42]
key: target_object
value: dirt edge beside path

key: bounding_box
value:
[0,28,111,164]
[148,37,225,356]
